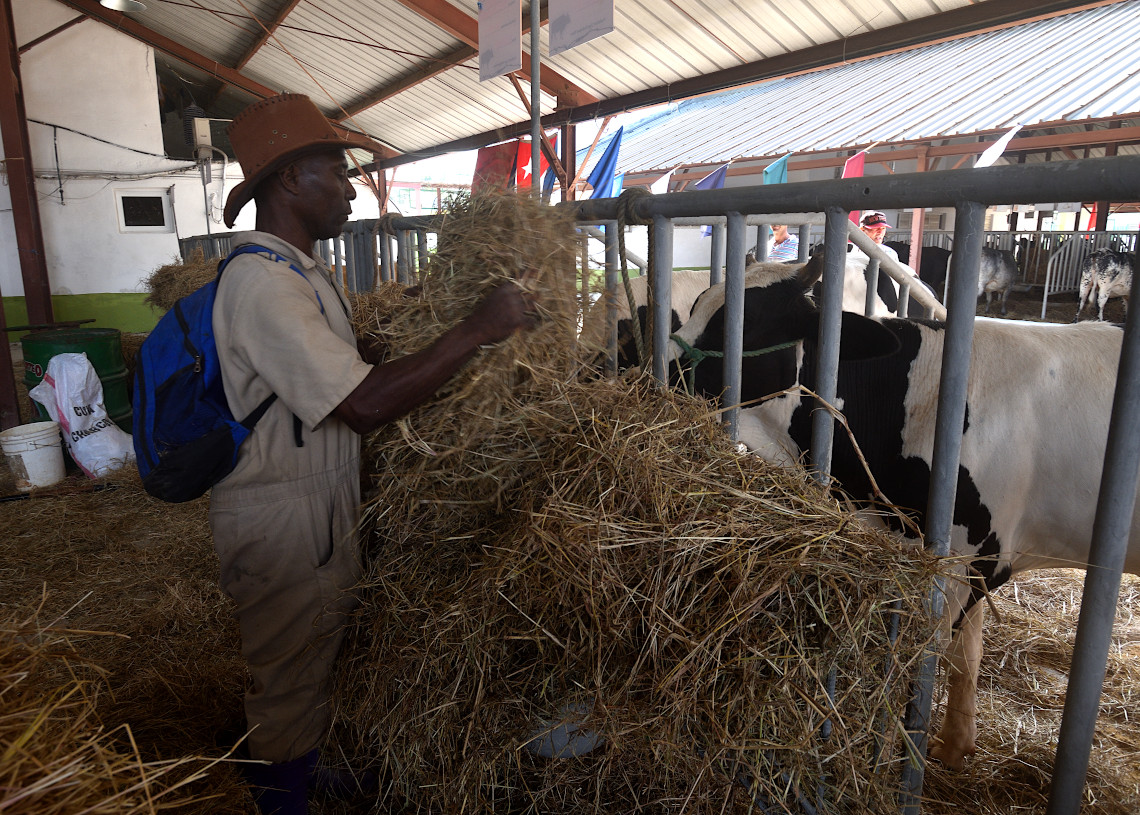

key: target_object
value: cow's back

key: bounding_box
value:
[904,318,1134,577]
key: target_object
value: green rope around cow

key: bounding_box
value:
[669,334,801,395]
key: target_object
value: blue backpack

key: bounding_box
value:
[133,244,323,502]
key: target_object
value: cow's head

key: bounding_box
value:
[668,255,901,460]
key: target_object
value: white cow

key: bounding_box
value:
[669,257,1140,770]
[579,269,711,370]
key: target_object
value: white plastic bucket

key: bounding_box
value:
[0,421,66,491]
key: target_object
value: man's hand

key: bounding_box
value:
[464,281,540,346]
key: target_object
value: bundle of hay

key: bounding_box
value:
[144,247,218,313]
[332,193,943,813]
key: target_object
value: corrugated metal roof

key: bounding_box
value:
[582,2,1140,176]
[67,0,1058,161]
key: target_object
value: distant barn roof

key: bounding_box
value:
[582,2,1140,177]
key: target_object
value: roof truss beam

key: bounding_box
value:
[55,0,400,159]
[233,0,303,70]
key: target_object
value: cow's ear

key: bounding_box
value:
[837,311,901,360]
[794,252,825,289]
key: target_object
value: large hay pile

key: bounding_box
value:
[331,193,943,813]
[143,247,218,313]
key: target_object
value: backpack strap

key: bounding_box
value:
[218,244,329,448]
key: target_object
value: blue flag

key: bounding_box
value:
[693,163,728,191]
[693,163,728,235]
[762,153,791,185]
[587,127,623,199]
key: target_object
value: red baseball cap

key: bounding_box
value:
[860,211,892,229]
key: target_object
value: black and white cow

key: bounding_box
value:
[1075,248,1134,322]
[885,241,952,301]
[668,256,1140,770]
[579,270,711,370]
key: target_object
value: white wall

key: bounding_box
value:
[0,0,257,298]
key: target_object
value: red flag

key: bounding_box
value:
[473,141,519,194]
[515,139,551,188]
[1085,202,1098,231]
[842,151,866,225]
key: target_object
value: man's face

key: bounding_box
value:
[772,224,789,241]
[861,224,887,244]
[292,150,356,240]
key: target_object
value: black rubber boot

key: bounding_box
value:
[243,749,317,815]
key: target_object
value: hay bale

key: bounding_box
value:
[331,193,943,813]
[144,248,218,313]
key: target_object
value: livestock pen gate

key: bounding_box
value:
[184,156,1140,814]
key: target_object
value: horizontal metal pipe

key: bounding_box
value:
[568,156,1140,222]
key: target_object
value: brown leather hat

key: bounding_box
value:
[223,93,380,227]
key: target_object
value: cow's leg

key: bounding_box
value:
[1098,289,1110,322]
[1000,288,1010,316]
[930,601,983,770]
[1075,280,1092,321]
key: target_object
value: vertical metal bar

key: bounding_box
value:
[396,230,411,285]
[722,212,747,439]
[863,258,881,316]
[810,208,849,482]
[416,229,428,278]
[379,232,393,283]
[797,223,811,262]
[530,0,540,191]
[604,221,620,375]
[709,222,725,287]
[755,222,769,261]
[339,237,350,292]
[899,200,987,814]
[651,215,674,383]
[1047,304,1140,814]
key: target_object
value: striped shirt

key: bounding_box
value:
[768,234,800,262]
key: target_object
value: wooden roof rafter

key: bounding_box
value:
[55,0,402,159]
[233,0,304,70]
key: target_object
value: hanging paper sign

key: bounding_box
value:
[549,0,614,57]
[1054,202,1081,213]
[479,0,522,82]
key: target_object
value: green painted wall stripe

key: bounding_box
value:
[3,294,159,334]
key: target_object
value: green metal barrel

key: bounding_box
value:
[21,328,133,432]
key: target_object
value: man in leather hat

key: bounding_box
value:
[214,93,536,813]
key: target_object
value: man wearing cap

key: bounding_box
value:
[858,210,900,263]
[213,93,536,813]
